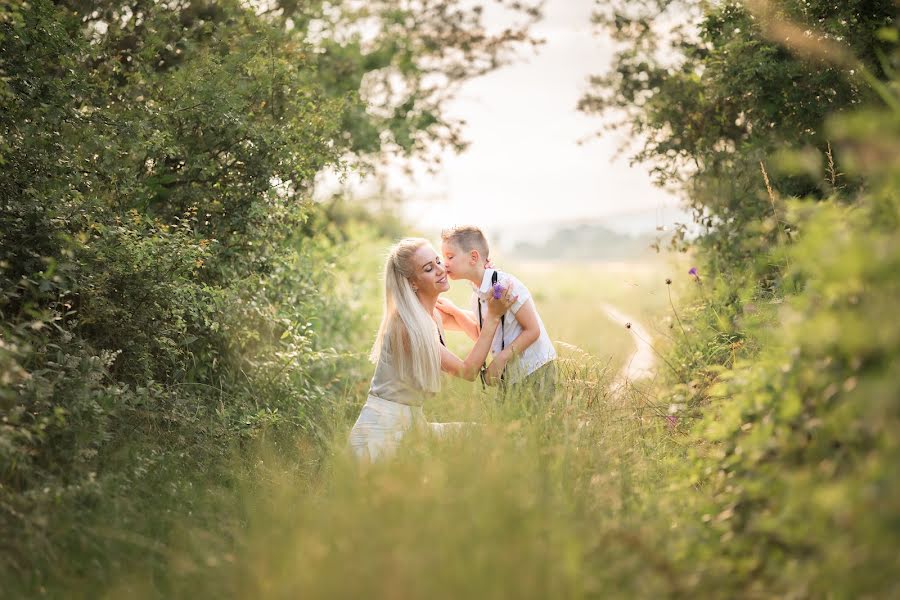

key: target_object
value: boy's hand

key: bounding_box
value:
[484,361,502,385]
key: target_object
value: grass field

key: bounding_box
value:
[433,254,688,418]
[86,253,697,599]
[444,257,684,360]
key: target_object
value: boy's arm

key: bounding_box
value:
[484,298,541,384]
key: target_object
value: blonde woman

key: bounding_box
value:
[348,238,515,461]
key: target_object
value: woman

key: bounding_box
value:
[348,238,515,461]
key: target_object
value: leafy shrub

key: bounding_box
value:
[586,1,900,595]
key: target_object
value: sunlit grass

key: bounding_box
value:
[439,255,688,395]
[24,254,699,599]
[86,256,697,599]
[100,354,689,599]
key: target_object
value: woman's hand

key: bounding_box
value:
[439,286,514,381]
[486,284,516,319]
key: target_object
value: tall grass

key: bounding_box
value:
[8,255,694,599]
[440,256,687,377]
[76,256,698,599]
[98,352,689,599]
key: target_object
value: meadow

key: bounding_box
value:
[434,254,687,418]
[93,253,695,599]
[4,1,897,596]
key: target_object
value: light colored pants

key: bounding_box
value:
[348,395,466,461]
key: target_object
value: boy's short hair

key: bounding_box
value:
[441,225,490,260]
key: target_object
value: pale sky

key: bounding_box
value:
[317,0,690,248]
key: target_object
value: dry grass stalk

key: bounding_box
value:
[759,160,778,218]
[826,141,840,188]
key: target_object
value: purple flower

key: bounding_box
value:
[666,415,678,429]
[492,282,503,299]
[689,267,701,282]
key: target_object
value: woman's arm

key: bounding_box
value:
[455,309,480,342]
[434,299,474,335]
[435,304,462,331]
[435,298,480,340]
[439,313,502,381]
[438,288,515,381]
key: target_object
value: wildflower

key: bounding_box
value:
[666,415,678,429]
[665,278,672,285]
[689,267,701,282]
[625,322,632,329]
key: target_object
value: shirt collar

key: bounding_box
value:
[474,268,497,296]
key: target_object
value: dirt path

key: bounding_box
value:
[599,303,656,385]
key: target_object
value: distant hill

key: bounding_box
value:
[510,223,661,261]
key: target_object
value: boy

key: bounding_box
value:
[437,226,557,396]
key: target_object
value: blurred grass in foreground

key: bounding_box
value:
[88,256,694,599]
[102,353,688,599]
[11,254,693,598]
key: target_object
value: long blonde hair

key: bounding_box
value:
[370,238,441,393]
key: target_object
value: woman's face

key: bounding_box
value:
[409,244,450,296]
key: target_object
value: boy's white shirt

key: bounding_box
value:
[470,268,557,383]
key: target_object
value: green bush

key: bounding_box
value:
[586,1,900,595]
[0,0,536,587]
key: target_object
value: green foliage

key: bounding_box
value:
[29,355,690,599]
[587,1,900,595]
[582,0,895,260]
[0,0,538,588]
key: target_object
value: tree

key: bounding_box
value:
[580,0,895,262]
[0,0,540,582]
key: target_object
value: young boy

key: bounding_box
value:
[437,226,557,396]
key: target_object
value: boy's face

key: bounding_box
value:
[441,240,479,281]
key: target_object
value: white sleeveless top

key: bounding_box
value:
[368,315,445,407]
